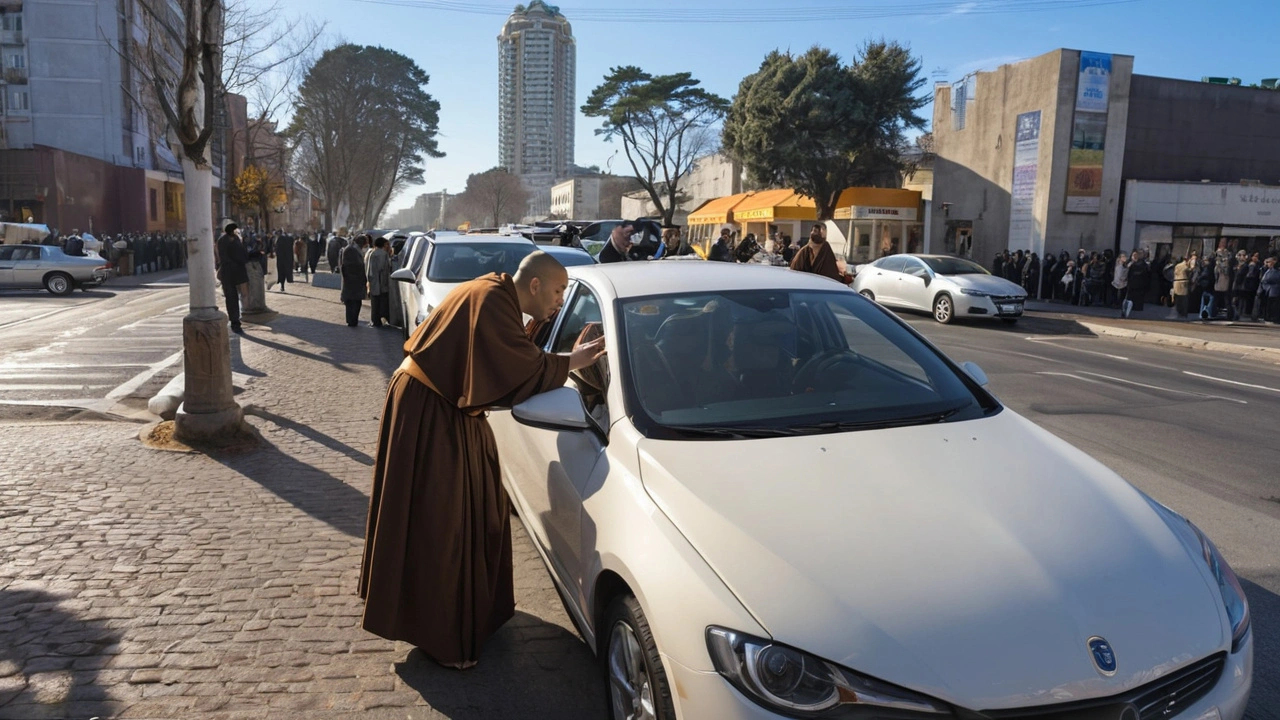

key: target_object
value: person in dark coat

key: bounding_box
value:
[307,231,324,274]
[789,224,843,282]
[340,235,368,327]
[709,228,733,262]
[327,232,345,273]
[1125,249,1152,313]
[271,232,294,292]
[598,220,638,263]
[215,222,249,334]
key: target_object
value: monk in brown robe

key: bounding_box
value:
[790,224,844,282]
[359,251,605,668]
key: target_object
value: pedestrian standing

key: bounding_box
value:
[790,224,844,283]
[366,237,392,328]
[1111,251,1130,313]
[359,251,606,669]
[340,235,368,327]
[598,220,638,263]
[1261,255,1280,323]
[1243,253,1262,320]
[215,222,248,334]
[327,231,344,273]
[1172,255,1193,318]
[1126,250,1152,314]
[709,228,733,262]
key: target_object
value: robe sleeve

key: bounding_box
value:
[462,291,570,409]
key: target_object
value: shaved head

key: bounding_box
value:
[514,250,566,285]
[513,251,570,321]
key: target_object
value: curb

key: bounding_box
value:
[1077,321,1280,364]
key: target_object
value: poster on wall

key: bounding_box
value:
[1065,51,1112,214]
[1007,110,1041,253]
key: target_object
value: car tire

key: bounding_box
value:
[932,293,954,324]
[859,289,875,301]
[603,594,675,720]
[45,272,74,296]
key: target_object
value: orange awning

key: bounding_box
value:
[730,189,817,223]
[687,192,754,225]
[833,188,923,220]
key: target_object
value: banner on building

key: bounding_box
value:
[1065,51,1112,214]
[1008,110,1041,253]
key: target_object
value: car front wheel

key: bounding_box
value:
[859,289,875,301]
[45,272,74,296]
[932,293,954,324]
[604,595,675,720]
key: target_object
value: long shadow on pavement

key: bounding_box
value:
[395,611,606,719]
[0,587,122,720]
[246,405,374,467]
[207,436,370,539]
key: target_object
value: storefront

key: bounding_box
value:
[728,189,818,248]
[686,191,753,255]
[833,188,925,263]
[1120,180,1280,263]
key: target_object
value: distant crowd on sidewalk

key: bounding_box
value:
[989,244,1280,323]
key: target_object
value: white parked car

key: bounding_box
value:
[492,262,1252,720]
[391,233,538,338]
[853,254,1027,324]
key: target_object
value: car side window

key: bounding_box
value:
[12,247,38,261]
[903,259,929,278]
[878,256,907,274]
[0,247,14,261]
[551,285,609,422]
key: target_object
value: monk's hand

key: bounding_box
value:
[569,335,606,371]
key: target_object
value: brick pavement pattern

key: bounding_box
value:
[0,280,605,719]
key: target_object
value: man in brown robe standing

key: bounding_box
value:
[789,223,845,283]
[359,251,605,669]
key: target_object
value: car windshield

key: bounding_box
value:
[426,242,536,282]
[618,289,994,439]
[921,256,990,276]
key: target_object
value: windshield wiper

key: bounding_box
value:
[787,405,969,434]
[662,424,802,439]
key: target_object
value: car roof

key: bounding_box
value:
[430,234,535,245]
[568,262,848,300]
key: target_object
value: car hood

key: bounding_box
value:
[942,273,1026,297]
[635,410,1226,710]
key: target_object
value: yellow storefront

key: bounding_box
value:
[833,188,924,263]
[729,189,818,246]
[686,191,753,256]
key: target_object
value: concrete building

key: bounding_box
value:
[385,191,452,231]
[931,47,1280,267]
[0,0,244,233]
[620,152,744,226]
[497,1,575,214]
[550,176,599,219]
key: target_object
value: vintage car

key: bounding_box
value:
[0,244,109,295]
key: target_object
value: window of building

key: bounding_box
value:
[1,14,21,31]
[11,90,28,110]
[8,54,24,70]
[149,188,158,221]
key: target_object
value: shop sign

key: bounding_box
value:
[1076,52,1112,113]
[1065,51,1112,214]
[853,206,918,221]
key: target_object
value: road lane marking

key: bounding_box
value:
[1036,371,1248,404]
[1183,371,1280,395]
[102,350,183,403]
[1026,336,1129,361]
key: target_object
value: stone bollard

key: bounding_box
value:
[241,262,271,315]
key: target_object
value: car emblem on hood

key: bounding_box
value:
[1088,636,1117,676]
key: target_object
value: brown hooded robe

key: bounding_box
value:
[789,239,843,282]
[359,273,570,665]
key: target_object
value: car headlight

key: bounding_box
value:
[959,288,989,297]
[707,627,950,717]
[1153,504,1250,653]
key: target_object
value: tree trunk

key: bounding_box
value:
[174,156,243,443]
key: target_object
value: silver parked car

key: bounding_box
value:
[0,244,108,295]
[852,253,1027,324]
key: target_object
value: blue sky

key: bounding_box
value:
[271,0,1280,215]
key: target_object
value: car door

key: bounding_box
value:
[0,246,17,286]
[10,245,43,287]
[503,281,609,602]
[868,256,908,306]
[898,257,933,310]
[402,239,433,332]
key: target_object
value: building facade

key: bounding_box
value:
[0,0,251,234]
[385,190,453,231]
[620,152,744,227]
[932,48,1280,267]
[550,176,599,219]
[497,1,575,216]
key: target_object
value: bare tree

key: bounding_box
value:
[455,168,530,227]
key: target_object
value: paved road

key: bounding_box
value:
[0,275,189,417]
[900,312,1280,717]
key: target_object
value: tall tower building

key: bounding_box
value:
[497,1,575,216]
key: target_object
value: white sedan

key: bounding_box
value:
[853,254,1027,324]
[492,262,1252,720]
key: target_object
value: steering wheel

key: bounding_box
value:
[792,349,862,393]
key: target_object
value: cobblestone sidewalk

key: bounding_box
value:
[0,281,605,719]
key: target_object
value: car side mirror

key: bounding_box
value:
[961,361,989,387]
[391,268,416,283]
[512,387,591,431]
